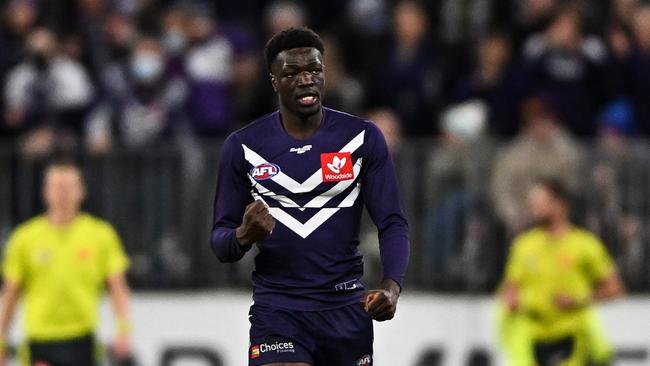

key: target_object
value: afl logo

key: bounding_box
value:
[251,163,281,180]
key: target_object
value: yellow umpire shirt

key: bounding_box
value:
[2,213,129,341]
[504,226,614,341]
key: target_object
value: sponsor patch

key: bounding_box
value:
[251,341,295,358]
[251,163,281,180]
[321,152,354,182]
[251,344,260,359]
[290,145,313,154]
[77,247,92,261]
[335,279,361,291]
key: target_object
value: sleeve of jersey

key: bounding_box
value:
[584,235,615,283]
[504,239,525,284]
[362,123,410,288]
[103,223,130,278]
[211,134,254,262]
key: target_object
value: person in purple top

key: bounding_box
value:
[211,28,409,366]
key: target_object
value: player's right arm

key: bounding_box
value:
[235,200,275,246]
[0,280,20,366]
[0,229,25,365]
[211,134,274,262]
[586,235,625,302]
[501,238,526,313]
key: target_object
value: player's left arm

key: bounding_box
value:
[103,223,132,359]
[556,235,626,310]
[107,273,132,359]
[591,271,625,302]
[360,123,410,321]
[586,235,626,303]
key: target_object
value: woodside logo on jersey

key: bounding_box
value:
[321,152,354,182]
[251,163,281,180]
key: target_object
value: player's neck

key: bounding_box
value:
[47,210,79,227]
[279,107,323,140]
[546,217,570,238]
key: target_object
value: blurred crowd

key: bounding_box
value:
[3,0,650,150]
[2,0,650,290]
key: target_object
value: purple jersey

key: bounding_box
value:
[211,107,409,310]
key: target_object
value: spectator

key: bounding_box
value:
[219,21,260,130]
[321,35,364,115]
[427,101,499,289]
[611,4,650,136]
[492,95,582,236]
[87,34,196,286]
[370,0,441,136]
[244,0,309,122]
[366,108,402,154]
[611,0,638,27]
[86,35,187,152]
[161,5,190,59]
[586,99,646,289]
[4,27,94,157]
[508,0,559,51]
[103,12,138,65]
[0,0,38,77]
[75,10,139,98]
[438,0,492,52]
[265,0,308,37]
[454,32,523,137]
[0,0,39,136]
[338,0,390,79]
[181,1,249,136]
[521,4,610,137]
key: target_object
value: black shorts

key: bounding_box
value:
[534,336,575,366]
[248,302,374,366]
[28,334,96,366]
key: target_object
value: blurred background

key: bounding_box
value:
[1,0,650,365]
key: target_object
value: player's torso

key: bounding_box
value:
[239,110,368,240]
[17,215,111,338]
[518,231,592,317]
[21,217,107,292]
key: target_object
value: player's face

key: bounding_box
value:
[528,185,555,226]
[43,167,85,214]
[271,47,324,118]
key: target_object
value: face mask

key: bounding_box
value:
[163,30,187,54]
[130,53,164,83]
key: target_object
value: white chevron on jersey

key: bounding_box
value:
[249,158,362,209]
[248,175,300,208]
[268,207,340,238]
[241,130,365,194]
[253,178,362,237]
[302,158,362,208]
[338,182,361,207]
[242,130,366,238]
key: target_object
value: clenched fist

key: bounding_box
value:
[236,200,276,246]
[362,279,401,321]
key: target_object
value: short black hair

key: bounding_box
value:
[264,27,324,71]
[44,155,83,176]
[537,177,572,205]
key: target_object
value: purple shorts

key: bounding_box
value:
[248,302,373,366]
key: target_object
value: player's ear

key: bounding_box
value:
[270,73,278,92]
